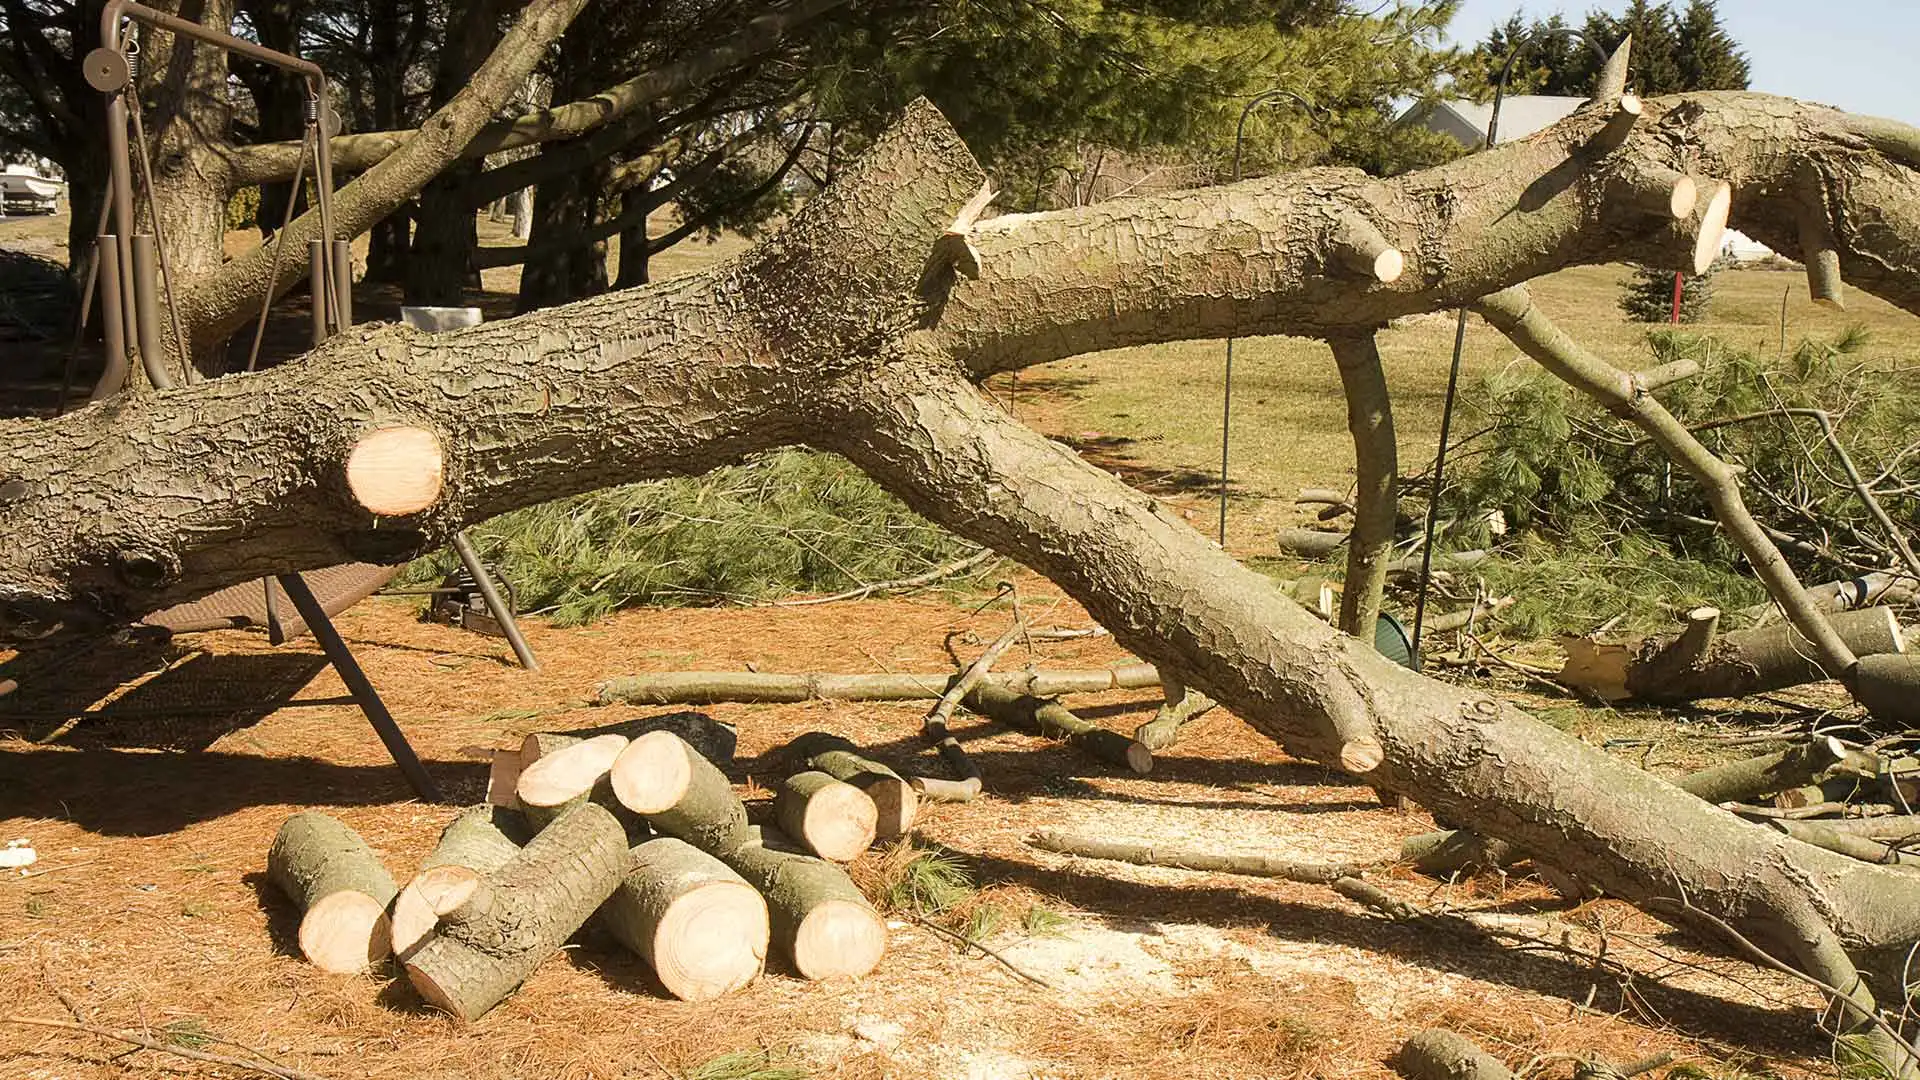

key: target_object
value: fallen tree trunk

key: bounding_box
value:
[602,836,769,1001]
[404,801,631,1020]
[774,771,878,862]
[965,683,1153,773]
[390,805,530,960]
[1559,606,1906,703]
[11,90,1920,1067]
[721,829,887,980]
[267,812,400,974]
[595,665,1162,706]
[783,732,918,839]
[1857,654,1920,725]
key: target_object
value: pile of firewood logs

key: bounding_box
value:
[266,717,911,1020]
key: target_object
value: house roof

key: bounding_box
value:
[1415,95,1588,146]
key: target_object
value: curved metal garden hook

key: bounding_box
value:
[1409,25,1614,657]
[1218,88,1323,546]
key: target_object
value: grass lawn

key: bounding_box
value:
[1013,262,1920,560]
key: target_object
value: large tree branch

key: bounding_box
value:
[221,0,850,186]
[172,0,589,358]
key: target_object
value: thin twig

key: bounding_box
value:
[4,1016,329,1080]
[905,912,1053,989]
[924,590,1026,782]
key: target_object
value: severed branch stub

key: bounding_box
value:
[344,425,444,516]
[1326,211,1405,284]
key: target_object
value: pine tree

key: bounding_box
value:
[1619,262,1717,323]
[1467,0,1748,98]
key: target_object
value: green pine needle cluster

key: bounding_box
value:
[398,451,986,624]
[1443,327,1917,636]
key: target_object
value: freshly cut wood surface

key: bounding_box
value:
[774,771,877,861]
[516,733,630,808]
[603,837,769,1001]
[345,425,445,516]
[610,731,752,854]
[722,834,885,980]
[266,811,398,974]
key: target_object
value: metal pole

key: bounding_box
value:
[308,240,329,347]
[1409,26,1612,660]
[90,236,129,402]
[275,572,443,802]
[331,239,354,328]
[103,92,140,369]
[59,198,113,413]
[130,233,166,386]
[450,532,541,670]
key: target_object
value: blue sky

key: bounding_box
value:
[1444,0,1919,124]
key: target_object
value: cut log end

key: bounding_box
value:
[1692,181,1732,275]
[1371,247,1406,284]
[1668,174,1698,220]
[792,899,888,980]
[856,777,919,841]
[390,864,483,960]
[610,729,696,814]
[1338,737,1386,775]
[515,732,628,809]
[650,880,770,1000]
[778,772,879,862]
[345,425,444,517]
[299,890,393,974]
[403,960,466,1019]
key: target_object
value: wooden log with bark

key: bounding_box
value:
[721,828,887,980]
[267,812,400,974]
[1558,607,1906,703]
[784,732,918,840]
[965,683,1153,773]
[389,805,530,960]
[1393,1029,1514,1080]
[514,732,630,829]
[609,731,753,854]
[774,771,878,861]
[1133,678,1217,751]
[601,836,770,1001]
[404,801,632,1020]
[596,665,1162,706]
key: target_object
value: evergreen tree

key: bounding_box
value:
[1466,0,1748,98]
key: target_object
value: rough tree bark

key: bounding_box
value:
[11,90,1920,1065]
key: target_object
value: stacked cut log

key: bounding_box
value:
[786,731,919,839]
[269,723,894,1018]
[267,812,399,974]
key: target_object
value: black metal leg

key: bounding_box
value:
[449,531,540,671]
[275,572,444,802]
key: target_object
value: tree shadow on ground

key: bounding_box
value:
[962,848,1825,1060]
[1,635,339,751]
[0,748,481,835]
[1054,431,1233,500]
